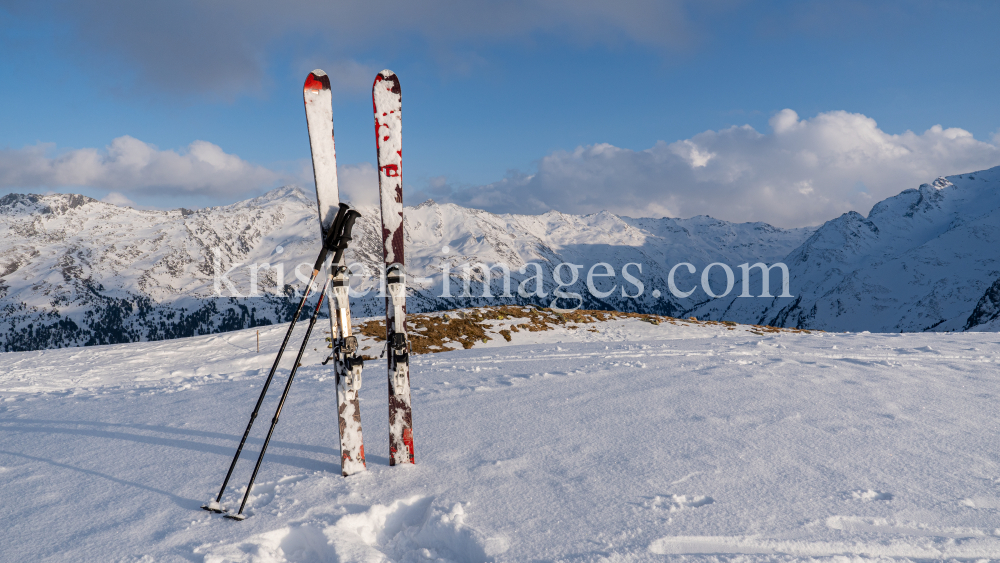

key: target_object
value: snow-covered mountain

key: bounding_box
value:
[2,164,998,351]
[0,187,809,351]
[689,166,1000,333]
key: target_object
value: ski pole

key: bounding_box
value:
[203,203,351,512]
[226,275,333,519]
[227,210,360,520]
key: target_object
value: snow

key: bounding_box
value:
[0,186,817,351]
[694,166,1000,332]
[2,316,1000,561]
[17,166,1000,354]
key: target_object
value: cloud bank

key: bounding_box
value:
[3,110,997,228]
[418,109,1000,227]
[0,136,289,198]
[0,136,385,207]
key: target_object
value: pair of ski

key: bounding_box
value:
[310,67,414,473]
[202,69,413,520]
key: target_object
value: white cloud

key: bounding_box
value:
[337,162,380,208]
[0,135,398,209]
[670,139,716,168]
[100,192,136,207]
[427,109,1000,227]
[0,136,288,198]
[7,110,997,229]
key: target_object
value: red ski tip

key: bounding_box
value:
[373,70,401,95]
[304,70,330,92]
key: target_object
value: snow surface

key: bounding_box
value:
[2,317,1000,561]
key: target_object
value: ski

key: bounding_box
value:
[304,69,367,476]
[373,69,414,465]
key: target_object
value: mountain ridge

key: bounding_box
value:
[2,164,998,351]
[688,166,1000,332]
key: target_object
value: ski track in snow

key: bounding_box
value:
[2,317,1000,561]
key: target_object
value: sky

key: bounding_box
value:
[1,0,999,228]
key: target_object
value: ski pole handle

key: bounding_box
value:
[323,203,351,250]
[330,210,361,265]
[309,203,351,273]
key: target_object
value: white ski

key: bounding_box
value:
[373,69,414,465]
[304,69,366,476]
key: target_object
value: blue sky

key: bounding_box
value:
[1,0,998,227]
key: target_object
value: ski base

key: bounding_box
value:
[224,513,247,521]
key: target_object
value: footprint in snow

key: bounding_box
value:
[644,494,714,512]
[226,474,309,513]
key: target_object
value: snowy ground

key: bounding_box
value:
[2,316,1000,562]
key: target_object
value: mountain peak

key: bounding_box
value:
[255,184,311,203]
[931,177,953,190]
[0,192,99,216]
